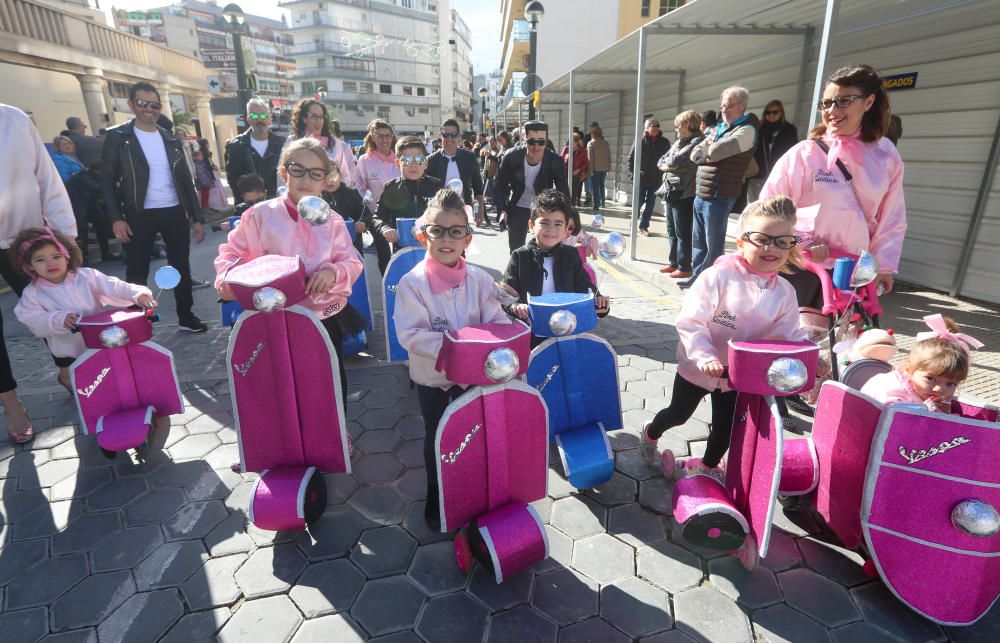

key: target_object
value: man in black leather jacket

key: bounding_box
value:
[493,121,570,252]
[224,97,285,202]
[425,119,487,225]
[101,81,207,332]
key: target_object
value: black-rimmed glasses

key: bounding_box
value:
[816,94,866,110]
[284,162,329,181]
[741,231,801,250]
[421,224,473,240]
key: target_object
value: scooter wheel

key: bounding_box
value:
[660,450,677,480]
[100,447,118,460]
[862,558,879,578]
[736,535,759,571]
[302,471,327,526]
[454,529,473,574]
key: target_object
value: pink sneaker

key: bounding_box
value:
[639,423,659,464]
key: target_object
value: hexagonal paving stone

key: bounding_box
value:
[637,477,674,516]
[181,468,241,502]
[325,474,360,504]
[164,499,228,540]
[560,617,630,642]
[637,541,703,593]
[850,582,946,642]
[147,460,210,488]
[416,592,489,641]
[531,568,599,626]
[51,511,121,555]
[85,476,147,511]
[673,586,752,642]
[134,540,209,591]
[356,429,402,455]
[350,526,417,579]
[12,500,81,541]
[778,567,860,627]
[945,607,1000,643]
[7,553,88,609]
[584,472,637,507]
[830,622,900,643]
[349,484,408,523]
[797,537,870,588]
[296,506,367,561]
[394,439,424,468]
[52,570,136,630]
[407,541,468,596]
[92,525,164,572]
[39,629,98,642]
[572,534,634,584]
[759,529,803,572]
[350,575,425,637]
[468,563,533,612]
[358,408,403,431]
[203,513,252,556]
[97,588,185,643]
[168,434,222,460]
[600,577,672,638]
[49,467,112,502]
[27,458,80,489]
[550,496,607,539]
[0,539,48,585]
[159,607,230,643]
[185,413,233,435]
[530,524,573,574]
[547,468,576,499]
[625,380,665,399]
[608,503,667,548]
[615,448,661,482]
[113,450,171,478]
[400,502,452,545]
[289,558,365,618]
[0,607,48,643]
[217,595,302,643]
[180,554,247,610]
[30,424,77,449]
[235,544,307,599]
[752,604,833,643]
[203,444,241,471]
[394,417,425,440]
[707,555,783,610]
[124,488,185,526]
[292,614,367,642]
[486,606,558,642]
[353,453,404,484]
[394,468,426,500]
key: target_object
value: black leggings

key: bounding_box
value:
[0,251,33,393]
[647,374,738,469]
[319,315,348,397]
[416,384,466,500]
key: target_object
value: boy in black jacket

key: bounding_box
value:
[373,135,443,255]
[503,190,610,343]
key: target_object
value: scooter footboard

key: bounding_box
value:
[95,406,153,452]
[779,438,819,496]
[554,423,613,489]
[249,467,326,532]
[672,475,748,551]
[470,501,548,584]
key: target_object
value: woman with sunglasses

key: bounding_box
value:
[748,99,798,202]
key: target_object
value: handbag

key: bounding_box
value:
[208,172,229,211]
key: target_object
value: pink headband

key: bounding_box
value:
[915,314,983,354]
[20,227,69,273]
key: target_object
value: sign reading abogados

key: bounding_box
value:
[882,72,918,91]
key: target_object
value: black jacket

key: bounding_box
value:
[753,121,798,180]
[493,147,570,214]
[503,241,600,305]
[325,183,373,228]
[100,120,203,223]
[224,129,286,202]
[372,175,443,234]
[426,148,484,205]
[627,134,671,188]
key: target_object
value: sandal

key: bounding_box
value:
[7,405,35,444]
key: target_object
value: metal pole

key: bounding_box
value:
[615,90,624,197]
[676,69,686,116]
[630,27,647,261]
[951,110,1000,297]
[518,101,523,134]
[568,69,575,199]
[232,28,248,108]
[808,0,841,132]
[792,27,815,131]
[528,18,538,120]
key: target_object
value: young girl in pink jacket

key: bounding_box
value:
[215,138,364,394]
[641,196,827,477]
[393,189,512,529]
[861,315,981,413]
[12,227,154,396]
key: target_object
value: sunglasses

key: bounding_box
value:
[741,231,801,250]
[400,154,427,166]
[765,110,782,116]
[526,138,547,147]
[441,131,459,139]
[248,113,269,121]
[284,162,329,181]
[816,94,866,110]
[421,224,473,240]
[133,98,162,110]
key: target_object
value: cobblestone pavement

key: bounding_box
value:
[1,224,997,642]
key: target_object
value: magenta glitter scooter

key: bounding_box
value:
[70,266,185,459]
[224,254,351,532]
[433,322,550,583]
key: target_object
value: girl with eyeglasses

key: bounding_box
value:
[392,189,513,530]
[214,138,364,396]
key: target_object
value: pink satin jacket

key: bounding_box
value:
[861,368,947,413]
[356,152,401,205]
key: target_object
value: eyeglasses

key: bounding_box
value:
[373,133,394,140]
[306,112,326,120]
[647,124,660,129]
[400,154,426,166]
[284,162,329,181]
[441,131,459,139]
[421,224,473,240]
[816,94,866,110]
[765,110,782,116]
[526,138,547,147]
[741,231,801,250]
[133,98,162,110]
[248,113,269,121]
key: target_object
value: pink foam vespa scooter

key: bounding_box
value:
[224,254,351,532]
[70,266,185,459]
[662,340,819,569]
[433,322,550,583]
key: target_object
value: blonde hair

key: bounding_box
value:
[53,135,75,154]
[908,317,971,381]
[279,138,337,179]
[425,189,467,223]
[674,109,701,134]
[740,196,801,271]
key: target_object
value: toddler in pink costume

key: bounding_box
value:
[12,227,154,394]
[861,314,982,413]
[562,207,600,260]
[641,196,828,476]
[393,189,513,530]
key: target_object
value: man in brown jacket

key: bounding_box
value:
[684,86,759,288]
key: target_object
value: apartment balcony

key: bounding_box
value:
[288,40,352,56]
[500,21,530,94]
[315,90,438,109]
[279,0,368,7]
[288,66,376,81]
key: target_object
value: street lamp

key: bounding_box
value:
[222,4,248,108]
[524,1,544,120]
[478,86,488,134]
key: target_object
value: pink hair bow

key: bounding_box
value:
[915,314,984,353]
[19,227,69,274]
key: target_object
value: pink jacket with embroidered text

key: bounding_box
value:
[356,152,401,205]
[14,268,151,358]
[758,134,907,273]
[676,255,809,392]
[394,260,512,389]
[860,368,946,413]
[214,196,363,319]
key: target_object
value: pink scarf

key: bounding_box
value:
[369,150,396,164]
[425,255,467,294]
[737,255,778,280]
[283,196,299,221]
[823,129,864,172]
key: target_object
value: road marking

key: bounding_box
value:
[597,258,681,310]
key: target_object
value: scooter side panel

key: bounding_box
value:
[383,247,426,362]
[70,349,127,436]
[128,342,183,417]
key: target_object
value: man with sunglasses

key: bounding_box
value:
[494,120,570,253]
[426,119,487,226]
[224,97,286,203]
[101,81,207,333]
